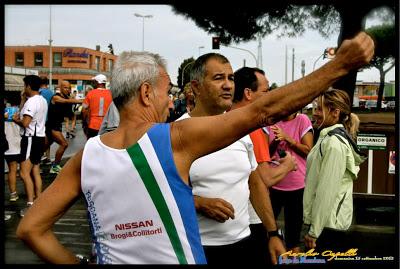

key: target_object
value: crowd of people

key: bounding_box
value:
[4,74,112,217]
[5,31,374,264]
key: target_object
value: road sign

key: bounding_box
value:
[357,134,387,150]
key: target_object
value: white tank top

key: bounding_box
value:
[81,124,206,264]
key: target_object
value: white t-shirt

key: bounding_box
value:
[20,94,48,137]
[177,113,257,245]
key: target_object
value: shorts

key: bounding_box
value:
[5,154,20,163]
[19,136,45,165]
[46,123,62,134]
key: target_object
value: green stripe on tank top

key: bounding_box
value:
[126,143,188,264]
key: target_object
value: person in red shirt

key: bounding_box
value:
[82,74,113,139]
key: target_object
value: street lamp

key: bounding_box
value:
[49,5,53,92]
[134,13,153,51]
[181,61,195,89]
[198,46,204,56]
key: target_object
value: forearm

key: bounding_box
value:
[287,139,310,158]
[256,59,347,126]
[249,173,277,231]
[257,162,290,187]
[23,231,78,264]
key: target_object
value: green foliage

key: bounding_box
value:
[270,82,279,90]
[171,4,341,44]
[363,23,396,110]
[177,57,196,89]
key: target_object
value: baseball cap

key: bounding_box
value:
[92,74,107,84]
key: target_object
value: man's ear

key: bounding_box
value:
[190,80,200,97]
[244,88,252,101]
[139,82,152,106]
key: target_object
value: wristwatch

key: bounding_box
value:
[268,229,284,241]
[76,254,90,264]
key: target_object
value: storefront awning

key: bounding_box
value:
[5,74,24,91]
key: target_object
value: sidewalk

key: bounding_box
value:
[4,157,92,264]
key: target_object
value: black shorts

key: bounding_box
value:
[5,154,20,163]
[20,136,45,165]
[46,123,62,134]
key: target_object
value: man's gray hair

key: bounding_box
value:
[111,51,167,110]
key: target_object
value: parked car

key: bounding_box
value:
[387,101,395,109]
[365,100,377,109]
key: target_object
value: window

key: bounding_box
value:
[53,52,62,67]
[108,59,113,71]
[95,56,100,71]
[34,52,43,66]
[15,52,24,66]
[89,55,93,69]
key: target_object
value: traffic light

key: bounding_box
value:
[323,47,336,59]
[108,43,114,55]
[212,37,220,50]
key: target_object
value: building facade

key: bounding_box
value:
[5,45,117,93]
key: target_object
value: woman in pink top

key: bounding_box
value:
[266,112,313,252]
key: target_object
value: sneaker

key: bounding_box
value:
[20,204,33,217]
[70,130,76,138]
[41,158,52,165]
[66,131,70,138]
[9,192,19,202]
[50,164,62,174]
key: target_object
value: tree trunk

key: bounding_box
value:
[376,68,385,111]
[332,5,370,107]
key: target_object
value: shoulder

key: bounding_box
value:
[296,114,312,124]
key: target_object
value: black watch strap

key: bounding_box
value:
[268,229,283,240]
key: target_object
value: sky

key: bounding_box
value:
[5,4,396,86]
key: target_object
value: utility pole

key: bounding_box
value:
[134,13,153,51]
[301,60,305,114]
[285,45,288,84]
[223,45,257,67]
[257,35,263,69]
[243,59,246,67]
[291,48,295,82]
[48,5,53,92]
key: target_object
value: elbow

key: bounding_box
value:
[16,221,32,242]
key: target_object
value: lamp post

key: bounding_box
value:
[198,46,204,56]
[134,13,153,51]
[49,5,53,92]
[223,45,258,67]
[181,61,195,89]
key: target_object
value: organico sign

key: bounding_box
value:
[63,48,89,58]
[357,134,387,150]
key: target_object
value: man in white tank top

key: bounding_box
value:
[16,33,375,264]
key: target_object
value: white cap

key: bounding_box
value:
[92,74,107,84]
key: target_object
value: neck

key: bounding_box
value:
[230,101,247,110]
[29,91,39,97]
[190,101,227,117]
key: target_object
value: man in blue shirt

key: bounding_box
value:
[39,76,53,164]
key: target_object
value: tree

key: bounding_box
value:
[177,57,195,90]
[363,24,396,110]
[171,0,396,104]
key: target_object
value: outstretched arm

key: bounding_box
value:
[172,32,374,177]
[16,150,83,264]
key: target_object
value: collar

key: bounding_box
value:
[319,123,344,137]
